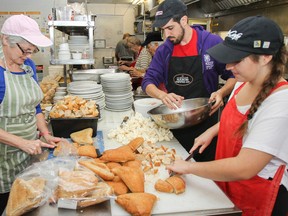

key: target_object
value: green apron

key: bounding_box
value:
[0,64,43,193]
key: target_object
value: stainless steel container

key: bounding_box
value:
[148,98,212,129]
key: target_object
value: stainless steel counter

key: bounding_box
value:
[4,109,242,216]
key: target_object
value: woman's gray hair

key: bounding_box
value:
[2,34,27,47]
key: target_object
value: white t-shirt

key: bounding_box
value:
[230,82,288,188]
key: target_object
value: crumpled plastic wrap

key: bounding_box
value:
[6,157,113,215]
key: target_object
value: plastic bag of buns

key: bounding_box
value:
[6,157,113,215]
[6,158,63,216]
[55,158,113,209]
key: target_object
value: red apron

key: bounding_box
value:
[216,82,287,216]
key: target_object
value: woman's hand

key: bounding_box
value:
[166,159,192,175]
[21,139,55,155]
[209,90,224,115]
[190,127,216,154]
[42,134,61,146]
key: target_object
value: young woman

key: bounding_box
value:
[167,16,288,216]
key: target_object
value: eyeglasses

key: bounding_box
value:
[16,43,39,56]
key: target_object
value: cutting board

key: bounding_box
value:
[110,141,235,215]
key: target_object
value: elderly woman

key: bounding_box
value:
[0,14,60,214]
[119,36,152,90]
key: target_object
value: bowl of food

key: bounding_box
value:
[147,98,212,129]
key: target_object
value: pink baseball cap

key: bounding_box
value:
[1,14,52,47]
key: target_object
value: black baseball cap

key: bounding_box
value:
[207,15,284,64]
[153,0,187,28]
[142,31,163,46]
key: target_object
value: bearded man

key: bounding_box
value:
[142,0,236,162]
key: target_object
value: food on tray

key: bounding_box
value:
[77,145,97,158]
[112,166,144,193]
[49,95,99,118]
[166,175,186,194]
[57,170,98,198]
[6,177,46,216]
[100,145,136,163]
[70,128,94,145]
[79,160,115,181]
[116,193,157,216]
[154,179,174,193]
[127,137,144,152]
[106,180,129,195]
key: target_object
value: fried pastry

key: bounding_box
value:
[70,128,93,145]
[116,193,157,216]
[100,145,135,162]
[112,166,144,193]
[106,180,129,195]
[77,145,97,158]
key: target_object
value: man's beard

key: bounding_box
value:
[168,25,185,45]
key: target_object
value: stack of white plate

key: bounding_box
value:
[100,72,134,112]
[68,35,89,52]
[67,81,105,111]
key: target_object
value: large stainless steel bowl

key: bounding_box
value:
[147,98,212,129]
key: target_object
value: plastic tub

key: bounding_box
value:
[133,98,162,118]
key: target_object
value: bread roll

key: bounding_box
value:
[58,170,98,198]
[6,177,46,216]
[166,175,186,194]
[77,182,113,208]
[154,179,174,193]
[79,160,114,181]
[127,137,144,152]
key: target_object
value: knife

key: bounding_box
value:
[169,146,201,177]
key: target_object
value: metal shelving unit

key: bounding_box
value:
[48,17,95,85]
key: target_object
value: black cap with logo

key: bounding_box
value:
[207,15,284,64]
[153,0,187,28]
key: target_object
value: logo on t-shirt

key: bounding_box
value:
[173,74,193,86]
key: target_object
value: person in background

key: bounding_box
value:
[141,31,163,56]
[119,36,152,90]
[141,0,236,161]
[115,33,135,64]
[0,14,61,214]
[167,16,288,216]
